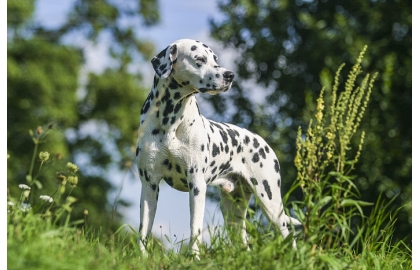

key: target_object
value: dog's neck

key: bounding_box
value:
[140,75,201,131]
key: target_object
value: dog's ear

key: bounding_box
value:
[151,44,178,78]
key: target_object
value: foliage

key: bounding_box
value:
[7,0,159,232]
[289,46,379,250]
[210,0,411,243]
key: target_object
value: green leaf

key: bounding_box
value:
[314,196,332,211]
[33,179,43,189]
[341,199,373,216]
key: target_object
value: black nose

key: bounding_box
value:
[223,71,235,82]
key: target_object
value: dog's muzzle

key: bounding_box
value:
[223,71,235,83]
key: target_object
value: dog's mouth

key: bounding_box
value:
[198,83,231,94]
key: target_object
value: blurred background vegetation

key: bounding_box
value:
[7,0,411,244]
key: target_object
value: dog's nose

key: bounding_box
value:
[223,71,235,82]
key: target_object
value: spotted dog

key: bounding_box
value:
[136,39,301,256]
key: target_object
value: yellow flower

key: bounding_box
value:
[68,176,78,186]
[326,132,334,140]
[66,162,79,173]
[39,151,50,162]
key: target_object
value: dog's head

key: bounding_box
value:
[151,39,234,95]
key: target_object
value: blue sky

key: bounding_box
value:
[33,0,232,249]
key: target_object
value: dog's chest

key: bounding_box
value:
[138,118,207,192]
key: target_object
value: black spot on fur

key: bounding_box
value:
[152,129,160,135]
[174,102,182,114]
[212,143,220,157]
[244,136,250,145]
[265,146,270,153]
[176,164,181,173]
[220,130,228,144]
[253,138,260,148]
[274,159,280,173]
[141,100,150,115]
[150,183,157,191]
[194,187,200,196]
[242,157,246,163]
[153,76,159,88]
[191,45,197,51]
[252,153,260,163]
[181,178,188,187]
[164,177,173,187]
[144,171,150,182]
[227,129,239,147]
[225,145,229,153]
[277,179,281,187]
[162,117,169,125]
[169,78,182,90]
[262,180,272,200]
[259,148,266,159]
[201,144,205,151]
[136,147,140,156]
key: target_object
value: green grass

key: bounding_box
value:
[7,210,411,270]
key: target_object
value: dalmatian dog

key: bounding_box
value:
[136,39,301,257]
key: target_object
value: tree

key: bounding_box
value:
[7,0,159,231]
[209,0,411,243]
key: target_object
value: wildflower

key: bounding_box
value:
[84,209,89,215]
[68,176,78,186]
[39,195,53,203]
[39,151,50,162]
[316,111,323,122]
[18,184,31,190]
[57,172,66,181]
[8,201,14,207]
[37,126,43,135]
[326,132,334,140]
[20,203,32,212]
[66,162,79,173]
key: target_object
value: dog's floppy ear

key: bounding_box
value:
[151,44,178,78]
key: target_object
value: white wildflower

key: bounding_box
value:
[20,203,32,212]
[39,195,54,203]
[18,184,31,190]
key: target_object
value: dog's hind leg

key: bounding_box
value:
[219,180,253,248]
[254,188,299,249]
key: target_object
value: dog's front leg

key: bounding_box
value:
[138,183,159,254]
[188,179,207,258]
